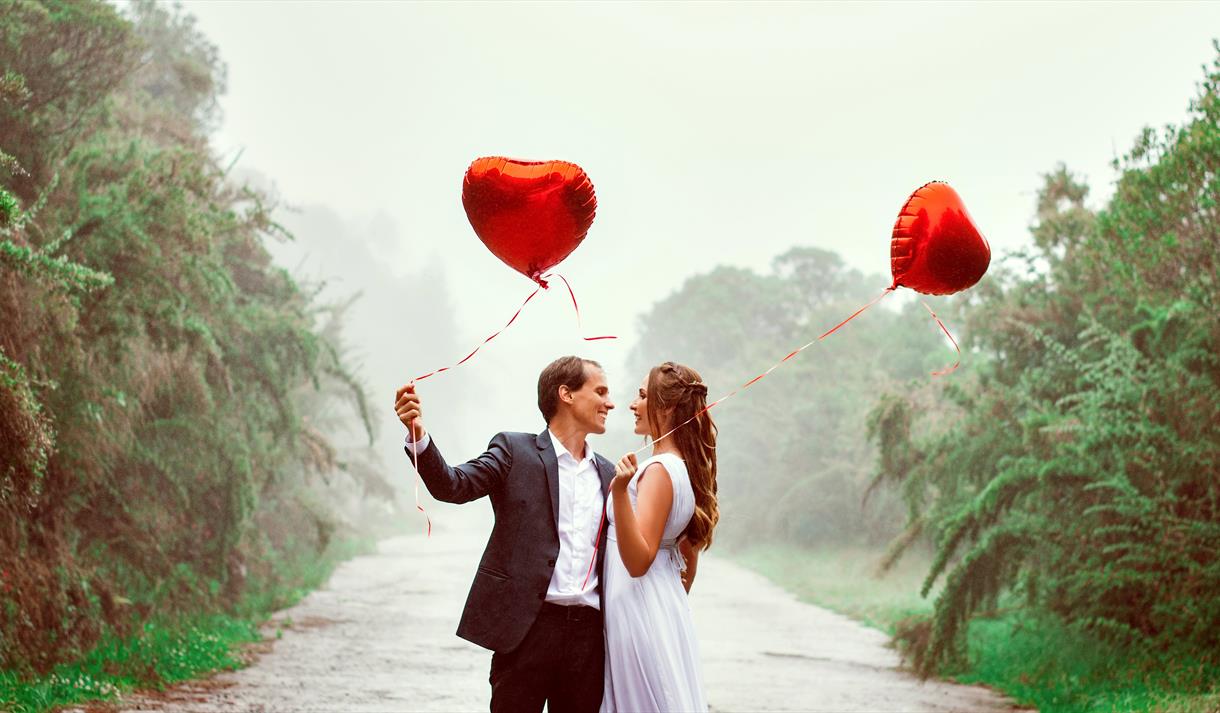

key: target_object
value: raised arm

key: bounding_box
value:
[610,456,674,578]
[395,383,511,503]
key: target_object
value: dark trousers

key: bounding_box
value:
[489,603,604,713]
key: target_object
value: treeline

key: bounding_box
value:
[1,0,385,675]
[869,47,1220,676]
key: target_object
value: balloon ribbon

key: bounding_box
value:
[413,274,614,384]
[407,426,431,538]
[643,288,965,452]
[588,287,963,581]
[408,273,614,534]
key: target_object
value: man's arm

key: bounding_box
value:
[395,383,511,503]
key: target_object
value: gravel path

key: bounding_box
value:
[116,505,1027,712]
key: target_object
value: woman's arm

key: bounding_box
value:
[611,458,674,578]
[678,537,700,593]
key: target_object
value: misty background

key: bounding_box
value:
[6,3,1220,708]
[181,1,1220,532]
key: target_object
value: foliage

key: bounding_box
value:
[868,44,1220,679]
[0,0,385,678]
[0,534,374,713]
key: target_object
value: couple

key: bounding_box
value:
[393,355,718,713]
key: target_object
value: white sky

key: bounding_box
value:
[182,0,1220,470]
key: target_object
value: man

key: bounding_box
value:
[393,356,616,713]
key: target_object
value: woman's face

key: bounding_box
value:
[629,377,650,436]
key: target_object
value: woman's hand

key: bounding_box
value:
[611,453,638,492]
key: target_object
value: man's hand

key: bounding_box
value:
[611,453,638,493]
[395,383,427,440]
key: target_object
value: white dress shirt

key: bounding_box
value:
[545,430,604,609]
[404,429,604,608]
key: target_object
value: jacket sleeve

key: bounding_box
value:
[407,432,513,504]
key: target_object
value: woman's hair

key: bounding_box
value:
[646,362,719,551]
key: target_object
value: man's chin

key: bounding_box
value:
[591,422,607,434]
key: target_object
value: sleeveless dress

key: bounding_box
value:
[601,452,707,713]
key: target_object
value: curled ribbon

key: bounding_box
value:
[408,273,615,535]
[413,272,614,384]
[407,424,431,538]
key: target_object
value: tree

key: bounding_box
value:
[869,45,1220,677]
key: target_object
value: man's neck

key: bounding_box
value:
[547,419,589,460]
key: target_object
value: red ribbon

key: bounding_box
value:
[407,429,432,538]
[407,273,615,535]
[641,287,964,451]
[921,300,962,376]
[413,273,614,384]
[581,505,607,591]
[551,273,617,342]
[594,287,963,580]
[412,284,545,383]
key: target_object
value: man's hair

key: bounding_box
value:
[537,356,601,423]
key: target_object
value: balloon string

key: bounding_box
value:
[406,409,432,537]
[581,505,607,590]
[921,300,962,376]
[598,288,895,582]
[818,287,897,340]
[630,287,896,456]
[545,272,617,342]
[405,273,611,535]
[412,284,544,382]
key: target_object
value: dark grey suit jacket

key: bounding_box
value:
[409,430,614,653]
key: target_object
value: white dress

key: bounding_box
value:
[602,452,707,713]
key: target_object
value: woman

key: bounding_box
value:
[602,361,719,713]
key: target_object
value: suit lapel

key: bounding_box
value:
[536,430,560,530]
[597,456,614,495]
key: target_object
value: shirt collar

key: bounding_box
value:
[548,429,595,467]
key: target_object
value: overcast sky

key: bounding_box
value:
[181,1,1220,476]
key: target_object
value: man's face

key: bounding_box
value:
[566,365,614,435]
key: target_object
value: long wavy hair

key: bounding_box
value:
[646,362,719,551]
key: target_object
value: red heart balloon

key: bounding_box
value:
[462,157,597,286]
[890,182,990,296]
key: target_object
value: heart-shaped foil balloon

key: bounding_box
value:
[461,157,597,286]
[890,182,990,296]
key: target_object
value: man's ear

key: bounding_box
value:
[558,385,573,404]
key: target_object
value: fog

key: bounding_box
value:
[182,1,1220,516]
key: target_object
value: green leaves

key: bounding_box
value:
[874,46,1220,680]
[0,0,375,676]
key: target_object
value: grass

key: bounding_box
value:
[732,542,936,633]
[958,616,1220,713]
[731,542,1220,713]
[0,535,377,713]
[0,615,259,713]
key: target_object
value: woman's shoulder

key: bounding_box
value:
[639,452,688,481]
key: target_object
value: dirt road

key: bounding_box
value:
[117,505,1024,712]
